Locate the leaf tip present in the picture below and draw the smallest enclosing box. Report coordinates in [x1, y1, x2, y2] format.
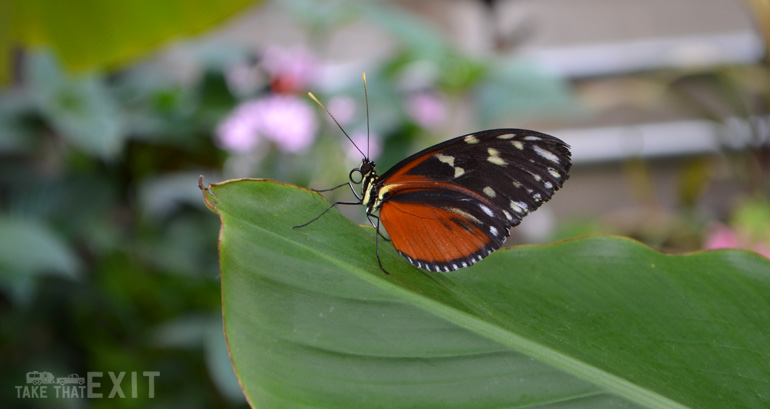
[199, 175, 218, 213]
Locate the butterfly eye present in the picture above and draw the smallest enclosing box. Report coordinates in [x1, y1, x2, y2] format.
[349, 168, 364, 184]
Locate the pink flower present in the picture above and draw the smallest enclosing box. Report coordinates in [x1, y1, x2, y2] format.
[216, 95, 318, 154]
[215, 101, 262, 154]
[704, 224, 738, 250]
[253, 95, 318, 153]
[704, 223, 770, 259]
[261, 46, 318, 94]
[406, 92, 448, 130]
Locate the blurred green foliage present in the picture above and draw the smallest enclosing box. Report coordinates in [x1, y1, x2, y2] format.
[0, 49, 244, 408]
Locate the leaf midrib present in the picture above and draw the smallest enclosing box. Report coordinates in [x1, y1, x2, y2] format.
[216, 186, 689, 409]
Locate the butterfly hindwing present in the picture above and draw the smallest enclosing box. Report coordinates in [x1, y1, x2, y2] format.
[376, 129, 571, 271]
[378, 186, 509, 272]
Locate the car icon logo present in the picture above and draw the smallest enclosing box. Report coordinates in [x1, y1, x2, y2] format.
[56, 374, 85, 385]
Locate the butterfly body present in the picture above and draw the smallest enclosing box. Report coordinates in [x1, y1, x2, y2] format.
[351, 128, 571, 273]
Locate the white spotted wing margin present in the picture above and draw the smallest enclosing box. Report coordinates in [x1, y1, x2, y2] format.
[374, 128, 571, 272]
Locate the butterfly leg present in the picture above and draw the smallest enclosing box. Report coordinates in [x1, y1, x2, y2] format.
[373, 216, 391, 275]
[366, 214, 391, 242]
[293, 201, 361, 229]
[309, 182, 349, 193]
[347, 182, 363, 201]
[312, 181, 364, 201]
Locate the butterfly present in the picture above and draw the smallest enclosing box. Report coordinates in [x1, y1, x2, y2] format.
[295, 76, 571, 274]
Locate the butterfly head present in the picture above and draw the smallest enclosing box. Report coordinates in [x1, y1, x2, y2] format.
[349, 158, 377, 185]
[359, 157, 376, 176]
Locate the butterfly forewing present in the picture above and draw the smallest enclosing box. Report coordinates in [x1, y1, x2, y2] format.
[375, 129, 571, 271]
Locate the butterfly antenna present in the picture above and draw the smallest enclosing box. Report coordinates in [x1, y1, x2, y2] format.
[308, 92, 366, 159]
[363, 72, 370, 159]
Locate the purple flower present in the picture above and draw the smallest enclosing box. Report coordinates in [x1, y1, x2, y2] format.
[406, 92, 448, 130]
[216, 95, 318, 154]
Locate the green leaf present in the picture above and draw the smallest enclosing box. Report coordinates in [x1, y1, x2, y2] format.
[206, 178, 770, 409]
[3, 0, 263, 83]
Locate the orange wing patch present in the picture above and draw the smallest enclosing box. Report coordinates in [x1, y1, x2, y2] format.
[379, 201, 498, 272]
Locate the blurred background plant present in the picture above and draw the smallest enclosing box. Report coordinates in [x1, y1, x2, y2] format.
[1, 0, 769, 407]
